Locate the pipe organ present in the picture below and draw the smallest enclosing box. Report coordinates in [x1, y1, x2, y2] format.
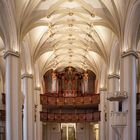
[44, 67, 96, 96]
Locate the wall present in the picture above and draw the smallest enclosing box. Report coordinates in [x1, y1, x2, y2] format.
[43, 123, 61, 140]
[76, 123, 95, 140]
[43, 122, 97, 140]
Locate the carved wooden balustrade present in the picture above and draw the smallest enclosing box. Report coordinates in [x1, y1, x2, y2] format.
[0, 110, 5, 121]
[40, 111, 100, 122]
[40, 93, 100, 107]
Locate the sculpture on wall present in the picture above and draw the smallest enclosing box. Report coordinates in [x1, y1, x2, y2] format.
[51, 71, 57, 93]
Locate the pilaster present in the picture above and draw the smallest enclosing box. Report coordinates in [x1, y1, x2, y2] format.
[4, 50, 22, 140]
[35, 87, 42, 140]
[99, 88, 107, 140]
[22, 73, 34, 140]
[108, 74, 119, 140]
[120, 50, 137, 140]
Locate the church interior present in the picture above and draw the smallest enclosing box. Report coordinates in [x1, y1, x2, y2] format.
[0, 0, 140, 140]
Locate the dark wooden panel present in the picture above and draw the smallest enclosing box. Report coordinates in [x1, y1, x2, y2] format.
[40, 111, 100, 122]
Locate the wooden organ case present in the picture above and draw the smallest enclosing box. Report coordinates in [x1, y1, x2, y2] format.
[43, 67, 96, 96]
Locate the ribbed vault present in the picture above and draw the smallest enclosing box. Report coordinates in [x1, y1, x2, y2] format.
[0, 0, 140, 81]
[28, 0, 115, 77]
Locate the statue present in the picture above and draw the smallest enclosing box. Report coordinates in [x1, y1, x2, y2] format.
[83, 71, 88, 93]
[51, 71, 57, 93]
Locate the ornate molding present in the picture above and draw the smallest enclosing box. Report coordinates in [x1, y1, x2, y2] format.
[40, 94, 100, 106]
[21, 73, 33, 79]
[108, 74, 120, 79]
[4, 50, 20, 59]
[121, 50, 138, 58]
[40, 111, 100, 122]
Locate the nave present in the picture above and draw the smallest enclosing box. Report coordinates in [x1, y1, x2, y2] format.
[0, 0, 140, 140]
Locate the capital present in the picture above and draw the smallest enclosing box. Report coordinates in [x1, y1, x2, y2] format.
[21, 73, 33, 79]
[108, 74, 120, 79]
[121, 50, 138, 58]
[4, 50, 20, 59]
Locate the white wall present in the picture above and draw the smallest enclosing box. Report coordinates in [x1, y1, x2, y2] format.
[43, 123, 61, 140]
[43, 122, 97, 140]
[76, 123, 95, 140]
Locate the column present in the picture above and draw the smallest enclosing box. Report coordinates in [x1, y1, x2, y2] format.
[120, 50, 137, 140]
[108, 74, 119, 140]
[137, 57, 140, 92]
[35, 87, 42, 140]
[137, 57, 140, 108]
[4, 51, 22, 140]
[22, 73, 34, 140]
[99, 88, 106, 140]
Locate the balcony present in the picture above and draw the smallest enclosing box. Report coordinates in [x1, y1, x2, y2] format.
[40, 93, 100, 108]
[111, 111, 127, 127]
[40, 111, 100, 123]
[107, 91, 128, 101]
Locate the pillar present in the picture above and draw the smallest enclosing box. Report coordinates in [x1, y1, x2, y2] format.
[99, 88, 107, 140]
[108, 74, 119, 140]
[120, 50, 137, 140]
[22, 73, 34, 140]
[35, 87, 42, 140]
[137, 57, 140, 109]
[137, 57, 140, 93]
[4, 51, 22, 140]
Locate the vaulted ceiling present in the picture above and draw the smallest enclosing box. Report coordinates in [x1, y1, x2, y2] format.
[0, 0, 140, 79]
[28, 0, 115, 75]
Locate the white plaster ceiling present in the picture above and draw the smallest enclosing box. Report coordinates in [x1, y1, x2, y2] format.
[0, 0, 140, 78]
[28, 0, 115, 75]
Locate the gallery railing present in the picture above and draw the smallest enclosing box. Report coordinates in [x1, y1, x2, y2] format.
[40, 111, 100, 122]
[40, 93, 100, 107]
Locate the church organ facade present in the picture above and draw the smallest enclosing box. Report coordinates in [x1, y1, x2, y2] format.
[44, 67, 96, 96]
